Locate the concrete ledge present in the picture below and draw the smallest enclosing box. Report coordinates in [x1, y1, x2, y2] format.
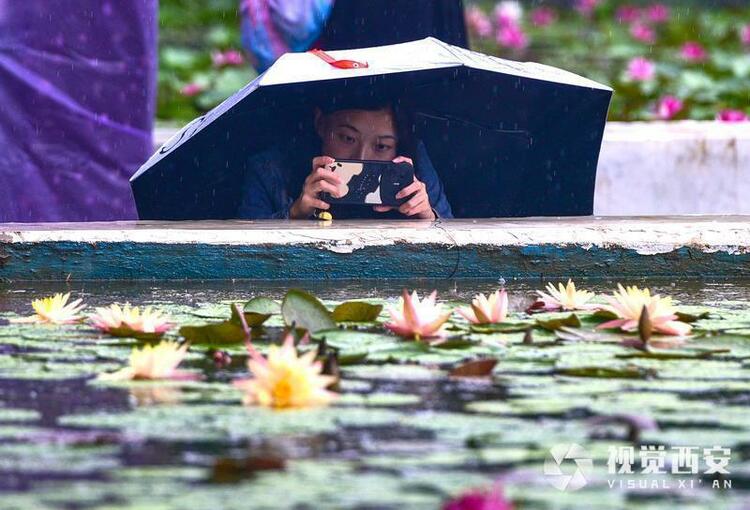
[1, 217, 749, 281]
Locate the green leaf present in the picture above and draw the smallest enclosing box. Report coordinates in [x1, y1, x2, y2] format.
[470, 322, 532, 334]
[179, 321, 245, 345]
[615, 348, 731, 360]
[332, 301, 383, 322]
[674, 311, 711, 323]
[160, 47, 200, 70]
[281, 289, 336, 334]
[241, 297, 278, 326]
[536, 314, 582, 332]
[556, 365, 656, 379]
[243, 297, 279, 315]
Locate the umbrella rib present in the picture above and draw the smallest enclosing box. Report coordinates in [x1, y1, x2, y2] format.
[416, 112, 531, 136]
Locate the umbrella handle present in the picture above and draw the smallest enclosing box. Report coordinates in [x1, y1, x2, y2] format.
[309, 48, 368, 69]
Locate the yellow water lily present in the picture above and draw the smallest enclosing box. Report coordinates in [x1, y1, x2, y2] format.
[457, 290, 509, 324]
[534, 280, 596, 311]
[385, 290, 451, 341]
[99, 341, 193, 381]
[25, 293, 85, 324]
[234, 333, 337, 409]
[90, 304, 172, 339]
[597, 284, 692, 336]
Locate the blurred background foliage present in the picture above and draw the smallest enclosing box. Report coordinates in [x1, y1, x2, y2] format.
[158, 0, 750, 122]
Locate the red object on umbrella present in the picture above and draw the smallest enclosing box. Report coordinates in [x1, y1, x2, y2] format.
[309, 48, 368, 69]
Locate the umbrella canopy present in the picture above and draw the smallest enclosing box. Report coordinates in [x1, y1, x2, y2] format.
[131, 38, 612, 219]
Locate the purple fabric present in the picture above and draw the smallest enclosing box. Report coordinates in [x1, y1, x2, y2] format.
[0, 0, 157, 222]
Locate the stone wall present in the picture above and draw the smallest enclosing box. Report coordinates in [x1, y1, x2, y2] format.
[595, 122, 750, 216]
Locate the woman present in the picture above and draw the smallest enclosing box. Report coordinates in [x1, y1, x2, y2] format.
[238, 97, 452, 220]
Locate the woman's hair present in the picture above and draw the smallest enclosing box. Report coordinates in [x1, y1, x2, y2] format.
[316, 92, 417, 159]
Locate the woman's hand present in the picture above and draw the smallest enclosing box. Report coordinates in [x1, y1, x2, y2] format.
[289, 156, 343, 219]
[373, 156, 435, 220]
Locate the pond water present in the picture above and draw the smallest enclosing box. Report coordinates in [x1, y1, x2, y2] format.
[0, 279, 749, 509]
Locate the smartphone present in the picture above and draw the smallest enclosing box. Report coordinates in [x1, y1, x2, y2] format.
[320, 160, 415, 206]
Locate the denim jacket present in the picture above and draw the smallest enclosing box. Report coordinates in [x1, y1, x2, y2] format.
[237, 138, 453, 220]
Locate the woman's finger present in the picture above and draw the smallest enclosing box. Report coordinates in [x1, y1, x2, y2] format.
[307, 197, 330, 210]
[392, 156, 414, 166]
[396, 180, 420, 200]
[313, 180, 341, 197]
[373, 205, 394, 212]
[311, 165, 342, 185]
[312, 156, 335, 173]
[399, 193, 428, 216]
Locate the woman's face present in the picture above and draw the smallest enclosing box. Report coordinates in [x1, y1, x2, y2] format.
[315, 107, 398, 161]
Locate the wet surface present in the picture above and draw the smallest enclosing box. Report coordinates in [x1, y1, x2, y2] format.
[1, 279, 749, 509]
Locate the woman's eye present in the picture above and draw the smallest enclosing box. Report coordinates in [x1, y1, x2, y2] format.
[337, 133, 356, 144]
[376, 143, 393, 152]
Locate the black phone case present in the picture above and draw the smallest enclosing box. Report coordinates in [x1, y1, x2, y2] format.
[321, 160, 415, 206]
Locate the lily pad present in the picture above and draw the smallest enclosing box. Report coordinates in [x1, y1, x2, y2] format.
[535, 314, 581, 331]
[179, 320, 245, 345]
[556, 365, 656, 379]
[470, 322, 532, 334]
[242, 297, 279, 326]
[281, 289, 336, 333]
[332, 301, 383, 322]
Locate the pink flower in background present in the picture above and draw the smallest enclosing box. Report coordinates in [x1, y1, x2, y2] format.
[627, 57, 656, 81]
[443, 485, 514, 510]
[646, 4, 670, 23]
[630, 22, 656, 44]
[531, 7, 557, 27]
[740, 25, 750, 45]
[466, 6, 493, 38]
[680, 42, 708, 62]
[575, 0, 599, 17]
[180, 83, 204, 97]
[497, 23, 528, 50]
[211, 49, 244, 67]
[656, 96, 683, 120]
[616, 5, 641, 24]
[493, 1, 523, 28]
[716, 109, 749, 122]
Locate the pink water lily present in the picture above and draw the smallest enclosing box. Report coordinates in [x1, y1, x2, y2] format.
[90, 304, 172, 339]
[211, 49, 244, 68]
[627, 57, 655, 81]
[180, 83, 204, 97]
[630, 22, 656, 44]
[493, 1, 523, 28]
[716, 109, 749, 122]
[597, 284, 692, 336]
[458, 290, 509, 325]
[680, 42, 708, 62]
[741, 25, 750, 46]
[531, 7, 557, 27]
[646, 4, 670, 23]
[534, 280, 596, 312]
[656, 96, 683, 120]
[444, 484, 514, 510]
[497, 23, 528, 50]
[575, 0, 599, 17]
[616, 5, 641, 24]
[385, 290, 451, 341]
[466, 7, 493, 38]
